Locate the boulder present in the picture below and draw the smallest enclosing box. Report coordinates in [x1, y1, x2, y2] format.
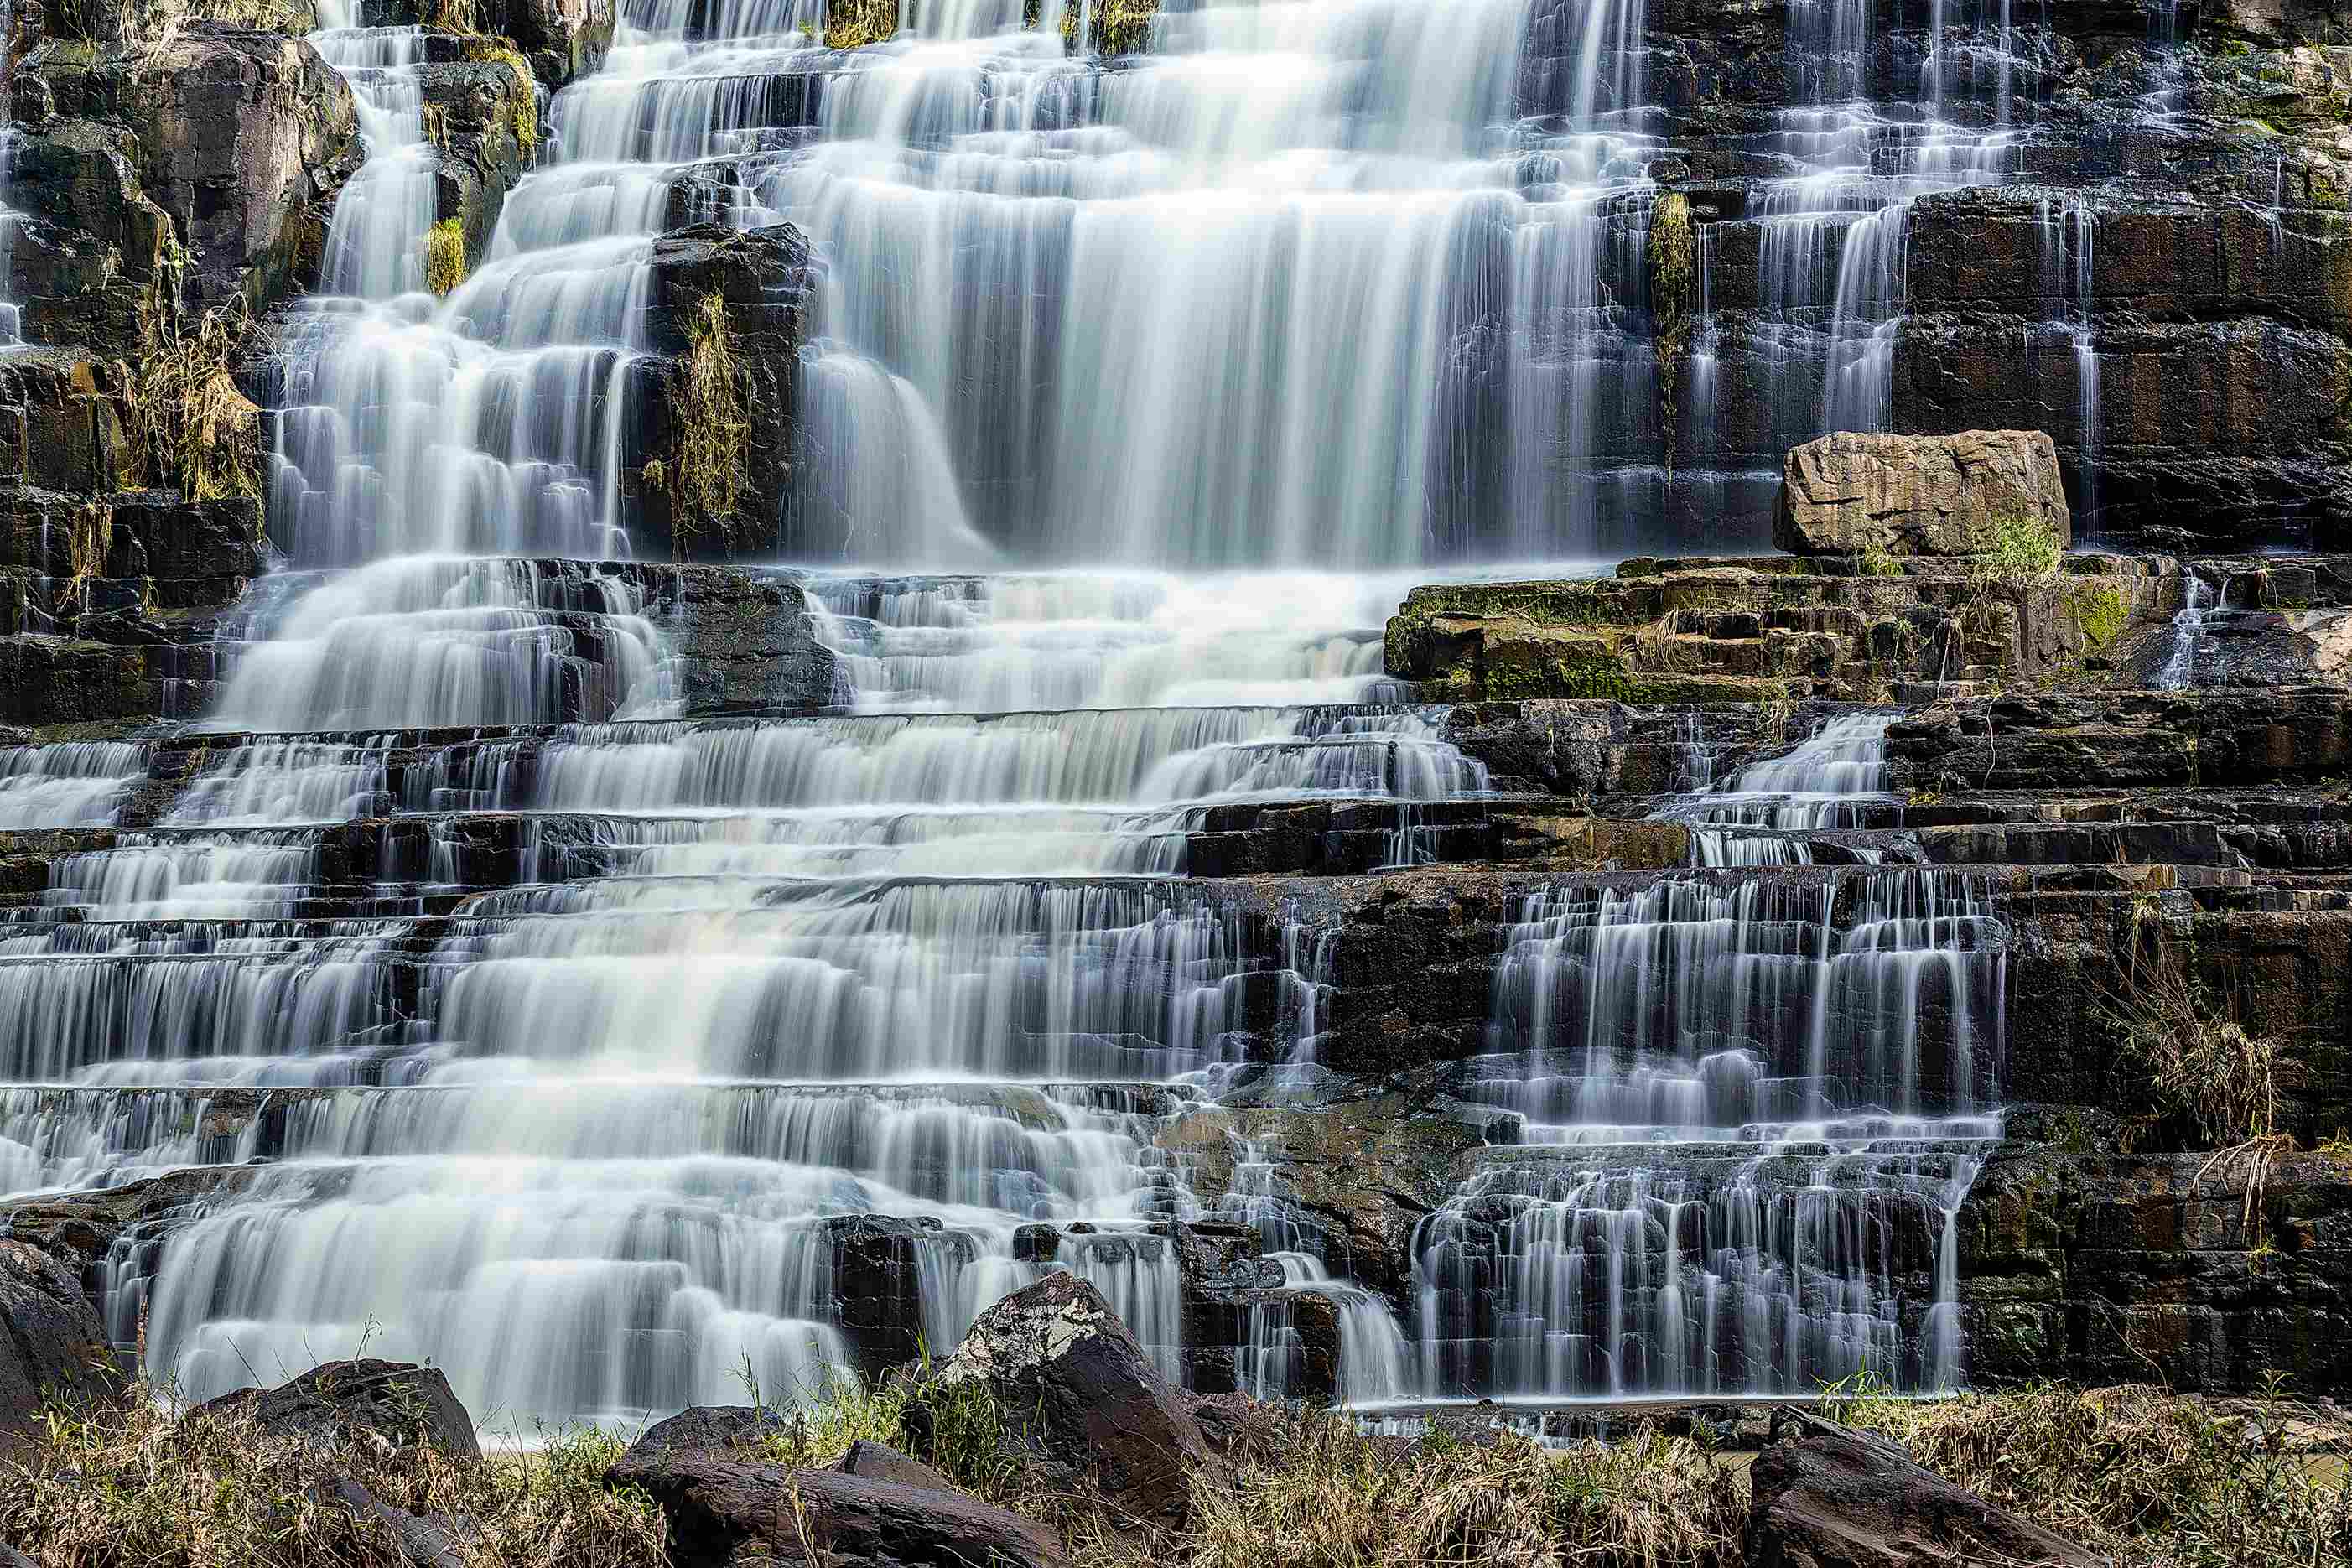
[190, 1359, 482, 1461]
[1745, 1410, 2103, 1568]
[0, 1234, 121, 1446]
[655, 565, 842, 717]
[1775, 431, 2071, 559]
[833, 1439, 956, 1492]
[935, 1270, 1215, 1527]
[606, 1407, 1067, 1568]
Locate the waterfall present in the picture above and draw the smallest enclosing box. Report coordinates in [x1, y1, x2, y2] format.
[0, 0, 2070, 1430]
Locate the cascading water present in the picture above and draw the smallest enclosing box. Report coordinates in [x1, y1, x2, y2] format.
[1414, 714, 2003, 1402]
[0, 0, 2059, 1430]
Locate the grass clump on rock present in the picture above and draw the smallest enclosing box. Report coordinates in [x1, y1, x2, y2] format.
[824, 0, 898, 49]
[1972, 508, 2064, 587]
[125, 298, 263, 503]
[666, 290, 753, 549]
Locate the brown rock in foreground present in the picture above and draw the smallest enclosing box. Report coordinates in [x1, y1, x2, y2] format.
[1745, 1410, 2103, 1567]
[606, 1405, 1066, 1568]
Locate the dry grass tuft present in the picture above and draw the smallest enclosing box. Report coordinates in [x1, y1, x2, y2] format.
[824, 0, 898, 49]
[0, 1394, 668, 1568]
[126, 299, 264, 503]
[1176, 1410, 1742, 1568]
[1831, 1379, 2351, 1568]
[2099, 914, 2283, 1150]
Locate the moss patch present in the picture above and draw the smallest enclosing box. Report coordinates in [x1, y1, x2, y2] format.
[423, 218, 468, 297]
[2071, 581, 2129, 647]
[459, 38, 538, 150]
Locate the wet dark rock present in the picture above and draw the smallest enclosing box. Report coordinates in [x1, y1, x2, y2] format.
[502, 0, 616, 86]
[652, 566, 840, 715]
[1960, 1145, 2352, 1393]
[634, 225, 814, 563]
[608, 1409, 1067, 1568]
[1746, 1410, 2101, 1567]
[1776, 430, 2072, 558]
[418, 60, 533, 266]
[0, 1233, 120, 1446]
[190, 1359, 483, 1460]
[937, 1270, 1216, 1528]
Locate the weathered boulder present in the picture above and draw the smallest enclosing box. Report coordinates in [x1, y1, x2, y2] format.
[606, 1406, 1067, 1568]
[501, 0, 616, 86]
[1775, 431, 2072, 558]
[190, 1359, 483, 1461]
[832, 1439, 956, 1492]
[1745, 1410, 2103, 1568]
[0, 1234, 119, 1446]
[936, 1270, 1215, 1527]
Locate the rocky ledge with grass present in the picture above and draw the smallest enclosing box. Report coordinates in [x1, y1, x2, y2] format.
[3, 1278, 2346, 1565]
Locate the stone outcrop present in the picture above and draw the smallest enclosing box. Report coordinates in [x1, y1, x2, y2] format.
[0, 1233, 118, 1446]
[1383, 553, 2163, 705]
[1775, 431, 2072, 559]
[12, 23, 361, 345]
[1745, 1410, 2102, 1568]
[191, 1359, 483, 1460]
[1961, 1140, 2352, 1393]
[417, 59, 534, 269]
[936, 1270, 1216, 1528]
[606, 1406, 1067, 1568]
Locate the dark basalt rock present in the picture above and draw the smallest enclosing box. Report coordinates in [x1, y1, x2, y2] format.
[607, 1408, 1067, 1568]
[1960, 1144, 2352, 1393]
[190, 1359, 483, 1461]
[1745, 1410, 2102, 1567]
[935, 1270, 1217, 1528]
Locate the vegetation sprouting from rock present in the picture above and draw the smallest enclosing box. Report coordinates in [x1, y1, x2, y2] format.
[424, 218, 469, 297]
[2100, 912, 2283, 1150]
[1648, 191, 1695, 479]
[824, 0, 898, 49]
[125, 299, 263, 503]
[667, 289, 753, 553]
